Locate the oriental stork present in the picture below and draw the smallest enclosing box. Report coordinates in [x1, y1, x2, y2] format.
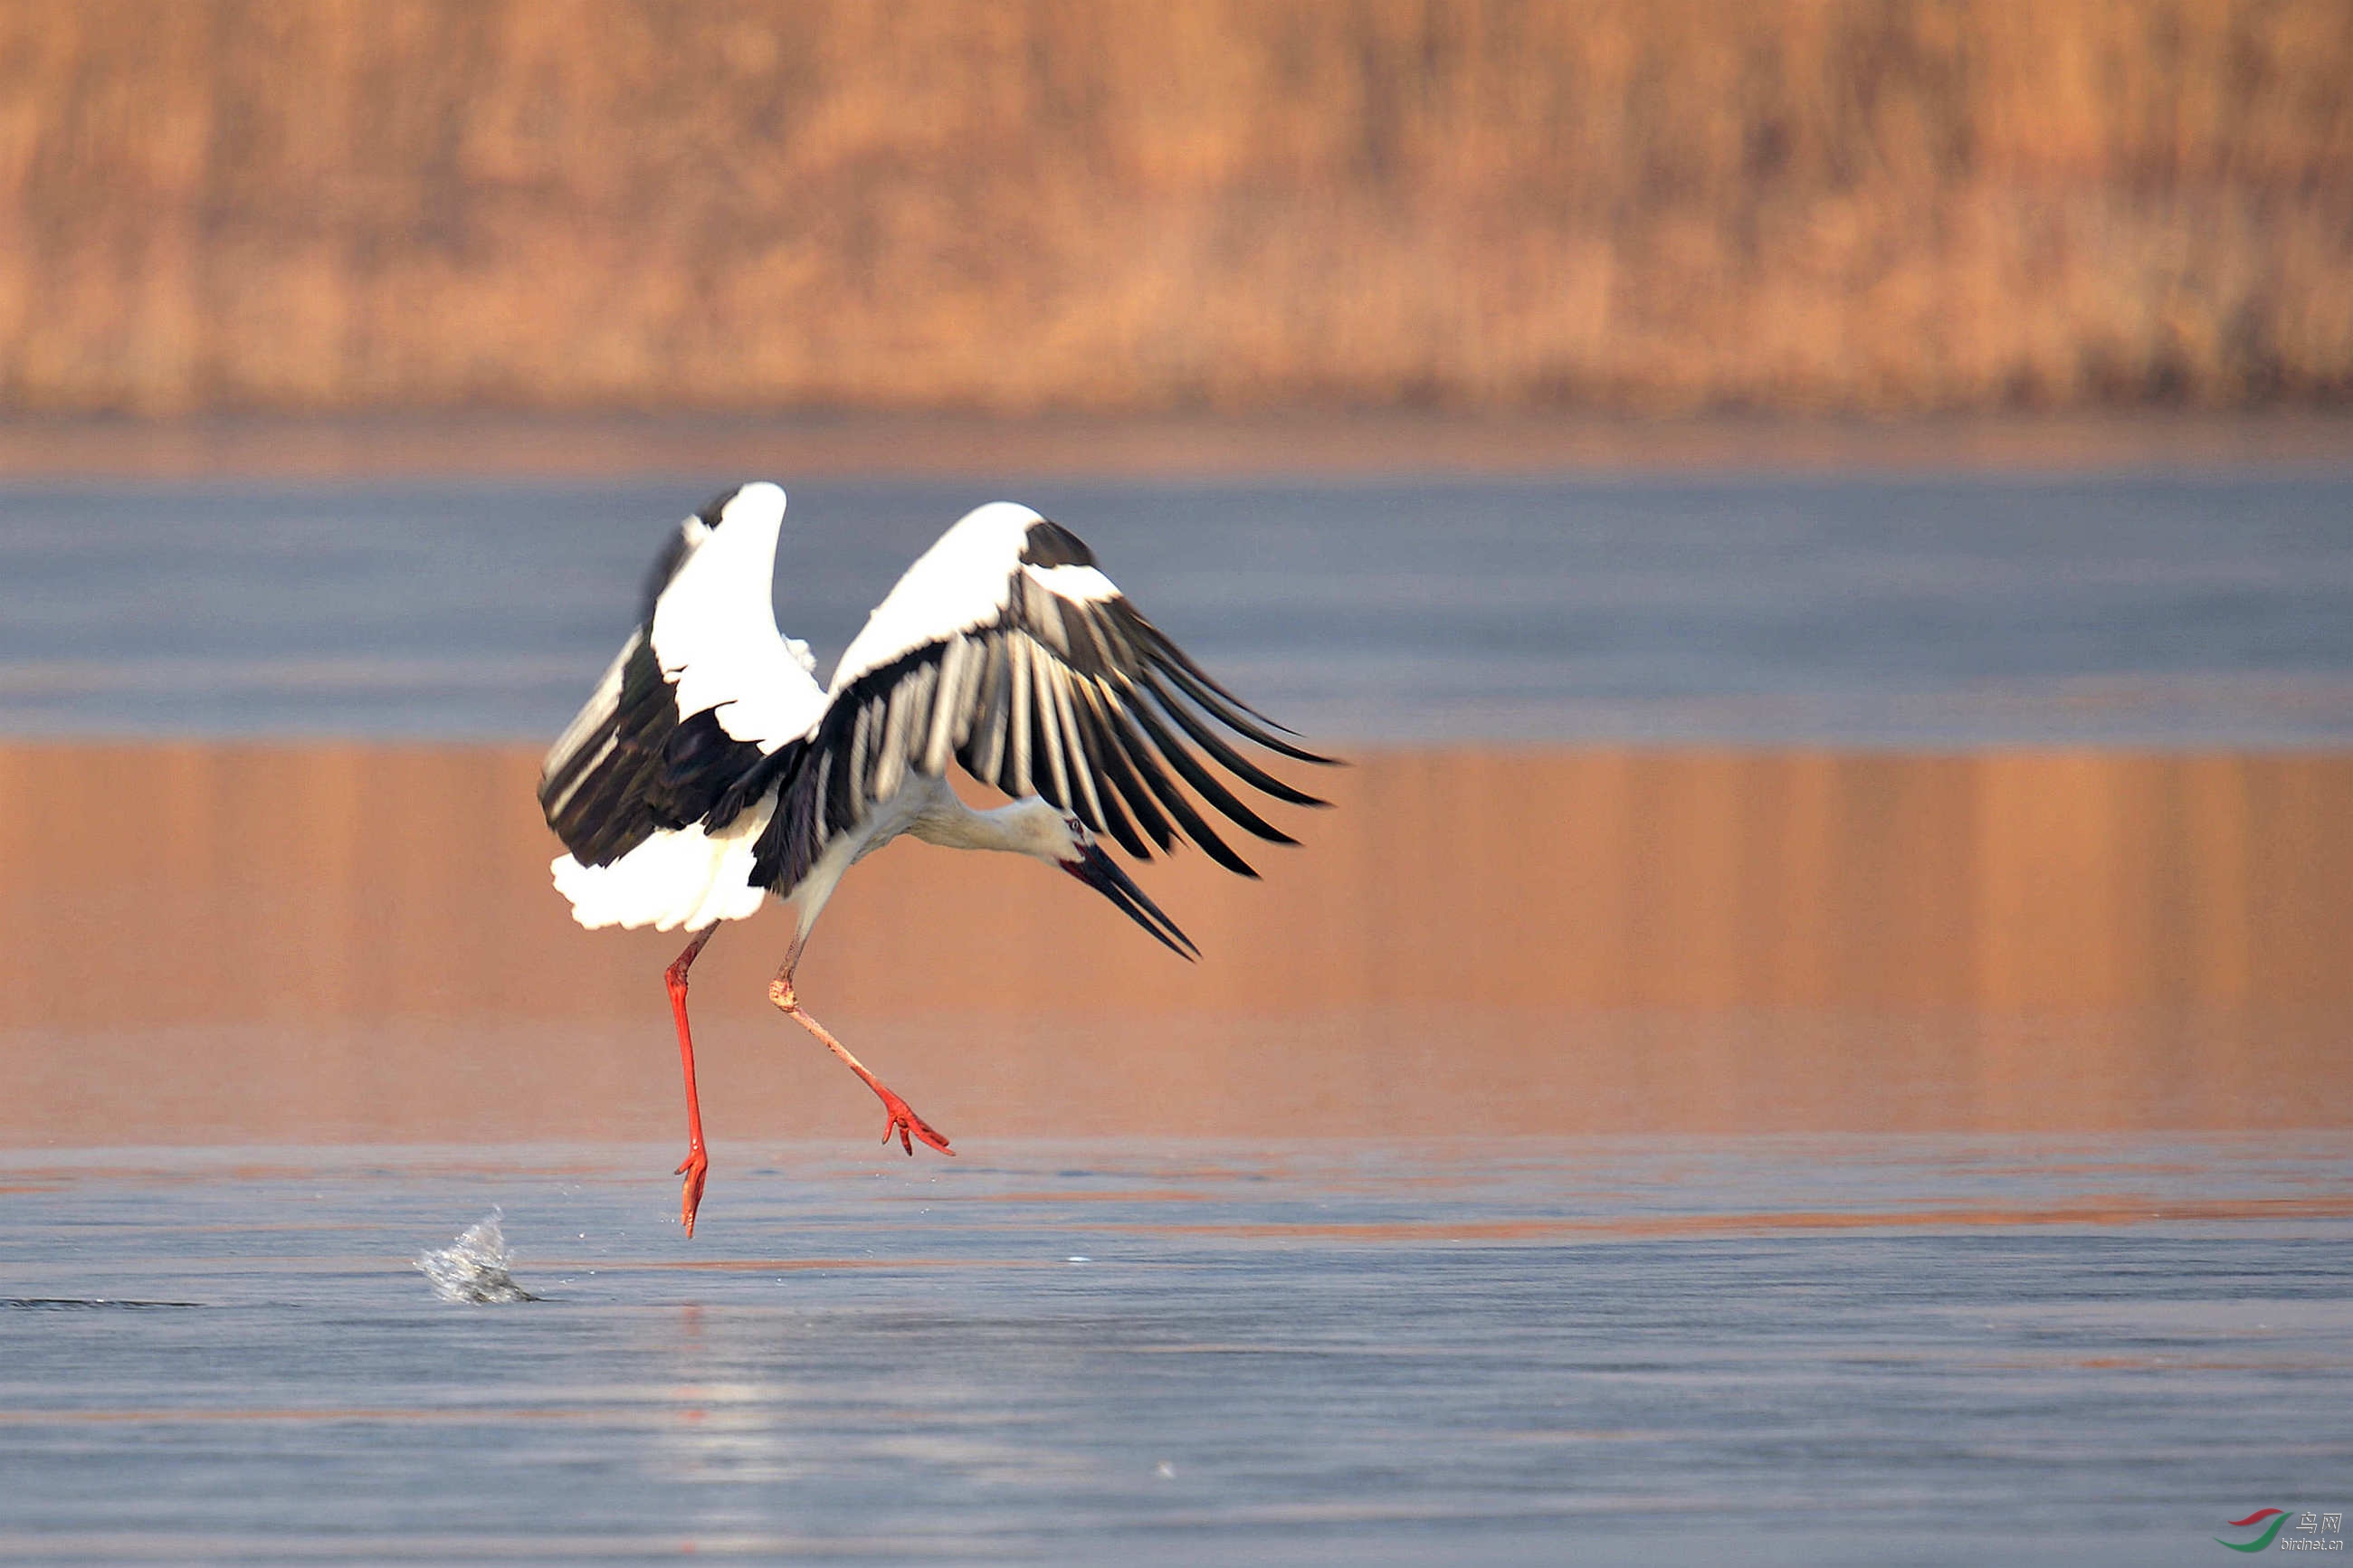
[538, 483, 1330, 1235]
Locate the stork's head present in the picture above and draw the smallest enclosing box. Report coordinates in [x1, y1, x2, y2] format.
[1043, 810, 1199, 962]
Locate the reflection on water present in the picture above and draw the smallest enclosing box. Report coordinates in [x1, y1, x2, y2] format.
[1, 743, 2347, 1144]
[0, 1138, 2346, 1565]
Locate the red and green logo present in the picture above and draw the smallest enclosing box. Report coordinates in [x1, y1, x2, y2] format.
[2217, 1509, 2290, 1553]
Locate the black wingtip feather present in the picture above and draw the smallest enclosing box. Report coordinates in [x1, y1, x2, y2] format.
[1139, 673, 1331, 808]
[1124, 698, 1301, 846]
[1138, 624, 1333, 749]
[1062, 697, 1152, 860]
[1105, 704, 1273, 873]
[1154, 658, 1337, 766]
[1081, 689, 1178, 855]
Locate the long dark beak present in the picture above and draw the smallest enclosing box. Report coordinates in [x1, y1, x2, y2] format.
[1062, 842, 1198, 961]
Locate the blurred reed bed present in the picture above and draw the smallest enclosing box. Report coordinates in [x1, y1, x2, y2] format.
[2, 0, 2348, 418]
[2, 743, 2346, 1144]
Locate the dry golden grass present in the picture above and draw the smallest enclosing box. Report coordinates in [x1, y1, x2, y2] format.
[1, 0, 2348, 414]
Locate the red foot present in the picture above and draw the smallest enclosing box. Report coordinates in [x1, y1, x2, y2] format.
[875, 1088, 954, 1157]
[676, 1146, 710, 1237]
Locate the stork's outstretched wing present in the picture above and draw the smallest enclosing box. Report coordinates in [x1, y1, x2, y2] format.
[538, 482, 825, 870]
[750, 501, 1329, 897]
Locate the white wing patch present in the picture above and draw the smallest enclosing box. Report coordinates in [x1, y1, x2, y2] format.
[649, 481, 828, 751]
[830, 501, 1043, 694]
[1023, 563, 1119, 602]
[550, 792, 776, 932]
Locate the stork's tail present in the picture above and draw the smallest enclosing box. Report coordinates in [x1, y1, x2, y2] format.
[550, 799, 776, 932]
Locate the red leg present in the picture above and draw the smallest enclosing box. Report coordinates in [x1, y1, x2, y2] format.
[665, 927, 717, 1236]
[768, 971, 952, 1157]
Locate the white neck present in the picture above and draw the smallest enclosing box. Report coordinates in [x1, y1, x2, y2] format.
[906, 791, 1072, 861]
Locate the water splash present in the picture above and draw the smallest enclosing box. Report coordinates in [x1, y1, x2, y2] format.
[414, 1209, 539, 1304]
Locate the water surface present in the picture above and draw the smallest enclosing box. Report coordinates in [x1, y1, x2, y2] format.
[2, 1137, 2348, 1565]
[5, 471, 2349, 743]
